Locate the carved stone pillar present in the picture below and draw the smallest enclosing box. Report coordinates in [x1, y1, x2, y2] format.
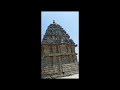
[52, 45, 56, 53]
[44, 45, 50, 54]
[66, 46, 69, 53]
[60, 45, 67, 53]
[56, 45, 59, 53]
[71, 46, 75, 53]
[69, 55, 73, 63]
[58, 45, 61, 53]
[50, 45, 53, 53]
[53, 56, 56, 65]
[64, 45, 67, 53]
[68, 46, 71, 53]
[58, 56, 62, 74]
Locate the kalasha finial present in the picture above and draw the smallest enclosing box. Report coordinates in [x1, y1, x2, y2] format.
[53, 20, 55, 24]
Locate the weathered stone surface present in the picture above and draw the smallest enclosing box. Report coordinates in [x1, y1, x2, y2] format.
[41, 21, 79, 79]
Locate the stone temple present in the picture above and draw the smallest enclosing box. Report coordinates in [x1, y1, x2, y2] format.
[41, 20, 79, 79]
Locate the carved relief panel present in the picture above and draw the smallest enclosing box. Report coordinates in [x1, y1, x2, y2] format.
[43, 45, 50, 54]
[53, 56, 57, 66]
[71, 46, 75, 53]
[52, 45, 56, 53]
[68, 46, 71, 53]
[60, 45, 67, 53]
[69, 55, 73, 63]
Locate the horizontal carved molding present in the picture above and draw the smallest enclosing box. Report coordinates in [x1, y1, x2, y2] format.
[43, 53, 77, 57]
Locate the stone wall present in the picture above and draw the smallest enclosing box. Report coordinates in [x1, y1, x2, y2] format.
[41, 63, 79, 79]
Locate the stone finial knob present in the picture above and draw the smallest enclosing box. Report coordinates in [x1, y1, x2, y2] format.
[53, 20, 55, 24]
[75, 44, 77, 47]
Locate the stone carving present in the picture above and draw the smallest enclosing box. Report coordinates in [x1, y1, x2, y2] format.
[69, 39, 75, 45]
[63, 30, 66, 34]
[43, 45, 50, 54]
[52, 45, 56, 53]
[68, 46, 71, 53]
[52, 36, 55, 41]
[58, 30, 62, 35]
[56, 46, 59, 53]
[58, 46, 61, 53]
[66, 34, 70, 38]
[71, 46, 75, 53]
[41, 21, 79, 79]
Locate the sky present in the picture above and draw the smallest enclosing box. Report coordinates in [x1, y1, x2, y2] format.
[41, 11, 79, 61]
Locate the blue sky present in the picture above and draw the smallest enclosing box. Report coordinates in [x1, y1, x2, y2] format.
[41, 11, 79, 61]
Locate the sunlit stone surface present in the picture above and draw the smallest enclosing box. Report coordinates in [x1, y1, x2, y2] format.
[41, 21, 79, 79]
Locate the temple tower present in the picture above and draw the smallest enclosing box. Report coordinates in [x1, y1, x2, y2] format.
[41, 21, 79, 79]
